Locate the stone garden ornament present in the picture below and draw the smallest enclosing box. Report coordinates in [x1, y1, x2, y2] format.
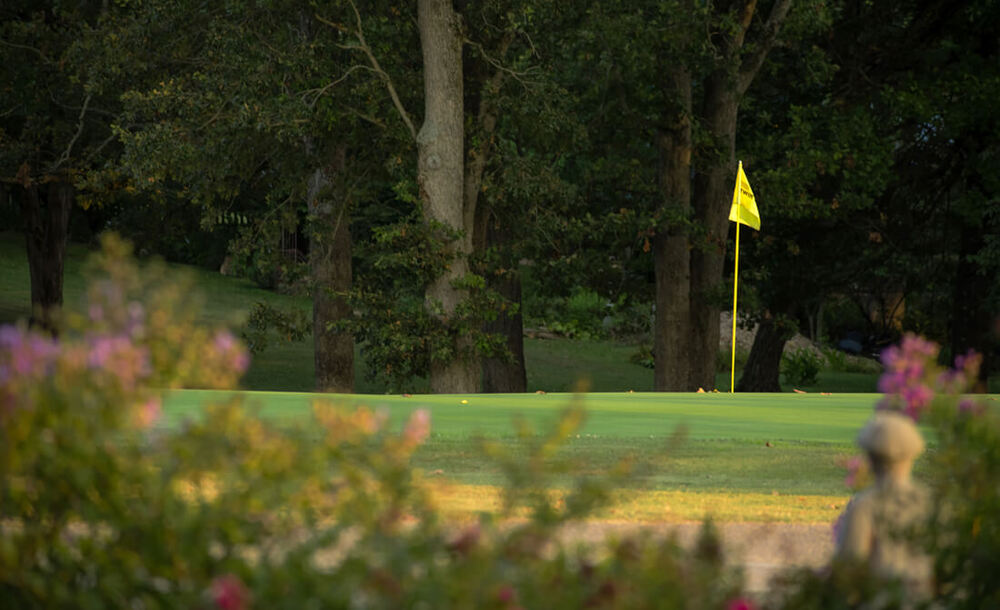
[835, 411, 933, 598]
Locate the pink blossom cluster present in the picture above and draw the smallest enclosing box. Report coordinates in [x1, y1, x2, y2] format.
[877, 334, 939, 419]
[0, 324, 157, 425]
[0, 326, 59, 415]
[210, 574, 250, 610]
[210, 330, 251, 377]
[401, 408, 431, 447]
[877, 333, 983, 421]
[87, 333, 151, 391]
[0, 325, 59, 380]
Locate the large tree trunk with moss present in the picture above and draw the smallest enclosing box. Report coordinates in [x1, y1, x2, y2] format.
[653, 67, 693, 391]
[418, 0, 478, 393]
[20, 180, 73, 335]
[737, 313, 793, 392]
[308, 153, 354, 394]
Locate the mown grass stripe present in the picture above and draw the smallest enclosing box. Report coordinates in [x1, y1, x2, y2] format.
[162, 390, 879, 443]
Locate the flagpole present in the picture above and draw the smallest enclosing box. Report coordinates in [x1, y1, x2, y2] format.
[730, 161, 742, 394]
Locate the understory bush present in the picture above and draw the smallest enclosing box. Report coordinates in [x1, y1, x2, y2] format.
[717, 346, 751, 373]
[525, 288, 651, 341]
[781, 348, 823, 387]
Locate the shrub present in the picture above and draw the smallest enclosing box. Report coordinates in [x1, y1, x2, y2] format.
[781, 348, 823, 387]
[820, 346, 882, 374]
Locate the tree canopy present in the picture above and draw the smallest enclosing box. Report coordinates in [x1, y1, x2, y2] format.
[4, 0, 996, 392]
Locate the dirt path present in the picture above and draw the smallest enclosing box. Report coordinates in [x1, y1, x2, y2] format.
[559, 521, 834, 593]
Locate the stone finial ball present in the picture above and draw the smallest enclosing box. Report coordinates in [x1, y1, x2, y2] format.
[857, 411, 926, 462]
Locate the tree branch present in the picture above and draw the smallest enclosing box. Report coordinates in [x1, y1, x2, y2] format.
[48, 93, 92, 173]
[0, 37, 52, 63]
[464, 32, 539, 88]
[732, 0, 758, 51]
[316, 1, 417, 140]
[737, 0, 793, 95]
[300, 64, 369, 108]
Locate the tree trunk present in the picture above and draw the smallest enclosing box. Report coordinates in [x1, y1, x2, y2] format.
[308, 152, 354, 394]
[737, 314, 792, 392]
[481, 220, 527, 393]
[689, 81, 739, 391]
[653, 67, 693, 391]
[950, 222, 992, 392]
[20, 180, 73, 335]
[653, 0, 791, 391]
[418, 0, 478, 393]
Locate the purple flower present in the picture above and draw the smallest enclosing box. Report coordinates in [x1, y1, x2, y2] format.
[844, 455, 864, 488]
[901, 384, 933, 416]
[958, 398, 984, 416]
[880, 345, 901, 369]
[126, 302, 145, 337]
[876, 334, 943, 421]
[87, 334, 151, 389]
[878, 370, 906, 394]
[1, 326, 58, 378]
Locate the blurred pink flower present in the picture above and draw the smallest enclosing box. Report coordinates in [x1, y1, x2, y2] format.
[497, 584, 516, 603]
[136, 396, 162, 428]
[877, 334, 944, 421]
[958, 398, 984, 416]
[210, 574, 250, 610]
[2, 326, 59, 378]
[87, 334, 151, 390]
[727, 597, 756, 610]
[844, 455, 864, 489]
[402, 409, 431, 446]
[212, 330, 250, 374]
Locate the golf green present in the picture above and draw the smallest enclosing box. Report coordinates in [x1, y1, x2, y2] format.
[162, 390, 881, 443]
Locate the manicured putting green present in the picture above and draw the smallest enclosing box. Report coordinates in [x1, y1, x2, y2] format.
[163, 390, 881, 444]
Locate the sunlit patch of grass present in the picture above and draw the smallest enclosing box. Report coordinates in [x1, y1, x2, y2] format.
[424, 482, 848, 524]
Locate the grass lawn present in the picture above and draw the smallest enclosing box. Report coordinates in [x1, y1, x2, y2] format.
[164, 389, 894, 522]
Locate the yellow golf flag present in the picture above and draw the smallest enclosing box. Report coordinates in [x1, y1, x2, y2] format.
[729, 161, 761, 230]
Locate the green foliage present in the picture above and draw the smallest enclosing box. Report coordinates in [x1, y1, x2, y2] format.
[224, 214, 310, 293]
[240, 301, 311, 355]
[524, 284, 652, 342]
[781, 348, 823, 387]
[541, 288, 606, 340]
[820, 345, 848, 373]
[631, 344, 656, 370]
[819, 347, 881, 375]
[923, 394, 1000, 607]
